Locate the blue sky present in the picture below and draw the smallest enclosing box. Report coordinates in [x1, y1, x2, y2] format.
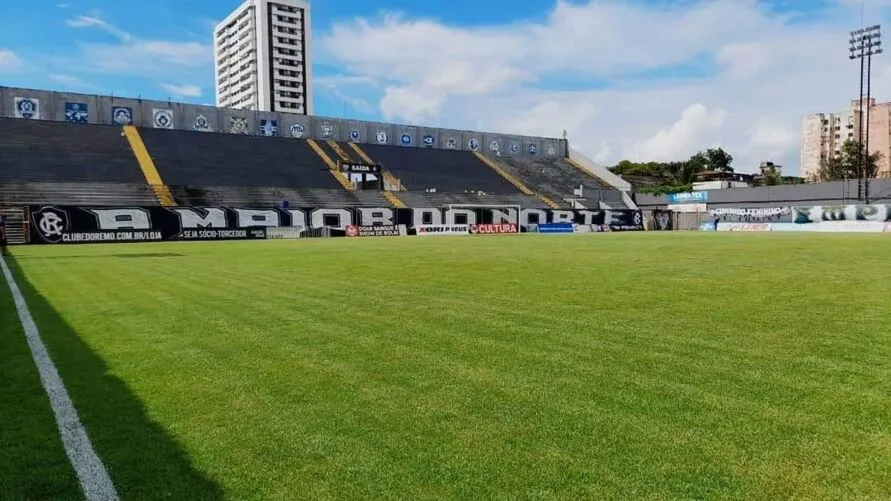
[1, 0, 888, 172]
[0, 0, 560, 117]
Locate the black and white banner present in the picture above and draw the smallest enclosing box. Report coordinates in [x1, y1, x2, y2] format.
[27, 205, 644, 244]
[415, 225, 470, 235]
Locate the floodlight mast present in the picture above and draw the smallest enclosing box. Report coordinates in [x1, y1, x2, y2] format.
[849, 24, 882, 203]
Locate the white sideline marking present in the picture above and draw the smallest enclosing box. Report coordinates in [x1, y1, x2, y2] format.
[0, 256, 119, 501]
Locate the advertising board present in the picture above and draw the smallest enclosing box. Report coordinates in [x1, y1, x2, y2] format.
[667, 192, 708, 204]
[345, 225, 405, 237]
[717, 223, 771, 232]
[26, 206, 644, 244]
[470, 223, 518, 234]
[537, 223, 575, 233]
[415, 225, 470, 235]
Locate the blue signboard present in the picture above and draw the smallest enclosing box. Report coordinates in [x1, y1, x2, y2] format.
[538, 223, 575, 233]
[667, 191, 708, 204]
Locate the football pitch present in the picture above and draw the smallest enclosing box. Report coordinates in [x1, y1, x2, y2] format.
[2, 233, 890, 500]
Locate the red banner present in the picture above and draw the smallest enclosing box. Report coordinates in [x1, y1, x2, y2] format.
[345, 225, 402, 237]
[470, 223, 518, 234]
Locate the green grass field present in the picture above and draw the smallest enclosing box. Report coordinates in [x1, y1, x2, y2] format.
[2, 233, 890, 500]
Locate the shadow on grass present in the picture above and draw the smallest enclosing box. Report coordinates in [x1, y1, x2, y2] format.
[0, 262, 81, 499]
[3, 256, 225, 500]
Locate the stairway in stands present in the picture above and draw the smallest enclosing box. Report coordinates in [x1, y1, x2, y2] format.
[309, 139, 407, 208]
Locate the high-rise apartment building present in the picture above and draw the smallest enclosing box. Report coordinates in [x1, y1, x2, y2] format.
[214, 0, 312, 114]
[801, 98, 891, 179]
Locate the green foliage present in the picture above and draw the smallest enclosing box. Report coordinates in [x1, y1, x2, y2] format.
[818, 140, 882, 181]
[705, 147, 734, 173]
[639, 183, 694, 195]
[607, 147, 734, 190]
[761, 165, 783, 186]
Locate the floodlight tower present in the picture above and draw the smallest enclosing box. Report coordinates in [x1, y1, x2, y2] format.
[849, 24, 882, 203]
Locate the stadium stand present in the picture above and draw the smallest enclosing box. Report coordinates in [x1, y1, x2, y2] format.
[170, 185, 389, 207]
[494, 155, 627, 208]
[137, 127, 345, 190]
[346, 142, 406, 192]
[0, 181, 160, 206]
[0, 118, 145, 184]
[358, 144, 522, 195]
[397, 192, 550, 209]
[472, 152, 560, 208]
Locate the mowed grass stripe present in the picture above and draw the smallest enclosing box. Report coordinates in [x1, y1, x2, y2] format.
[9, 234, 891, 500]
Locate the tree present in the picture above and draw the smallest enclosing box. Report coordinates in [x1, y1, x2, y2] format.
[607, 148, 733, 190]
[763, 168, 783, 186]
[704, 147, 734, 173]
[818, 140, 882, 181]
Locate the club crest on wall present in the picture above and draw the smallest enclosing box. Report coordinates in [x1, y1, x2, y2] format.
[290, 123, 305, 138]
[446, 137, 458, 149]
[193, 114, 211, 131]
[400, 133, 412, 145]
[64, 102, 89, 124]
[260, 119, 278, 137]
[230, 116, 248, 134]
[467, 137, 480, 151]
[320, 123, 335, 139]
[422, 135, 434, 147]
[14, 97, 39, 119]
[111, 106, 133, 125]
[376, 130, 388, 144]
[349, 129, 360, 141]
[153, 109, 173, 129]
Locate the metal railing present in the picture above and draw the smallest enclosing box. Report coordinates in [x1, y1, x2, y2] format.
[2, 207, 28, 244]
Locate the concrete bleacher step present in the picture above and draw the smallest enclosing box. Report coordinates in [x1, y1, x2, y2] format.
[497, 156, 626, 208]
[475, 152, 560, 209]
[0, 118, 148, 185]
[305, 139, 355, 191]
[168, 185, 390, 208]
[0, 181, 161, 206]
[383, 191, 407, 209]
[358, 144, 522, 195]
[397, 192, 549, 209]
[137, 127, 350, 192]
[325, 140, 354, 163]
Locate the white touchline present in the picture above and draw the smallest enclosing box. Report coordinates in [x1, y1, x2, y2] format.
[0, 255, 120, 501]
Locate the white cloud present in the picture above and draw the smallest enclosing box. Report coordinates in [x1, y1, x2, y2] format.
[67, 14, 132, 43]
[49, 74, 83, 86]
[0, 49, 20, 71]
[316, 75, 378, 87]
[160, 83, 203, 98]
[319, 0, 881, 173]
[627, 104, 728, 162]
[64, 13, 211, 76]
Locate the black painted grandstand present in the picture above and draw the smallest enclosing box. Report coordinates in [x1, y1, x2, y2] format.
[0, 115, 632, 211]
[0, 119, 143, 184]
